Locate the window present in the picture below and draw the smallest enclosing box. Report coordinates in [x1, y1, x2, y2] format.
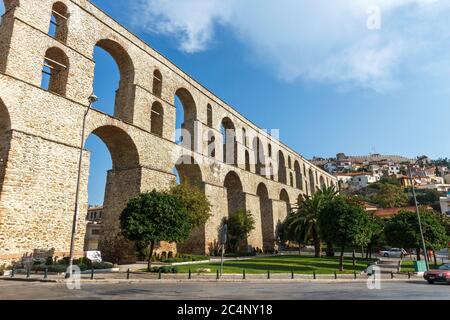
[91, 229, 100, 236]
[268, 144, 272, 158]
[150, 102, 164, 137]
[152, 69, 162, 97]
[207, 104, 213, 127]
[48, 2, 69, 43]
[41, 47, 69, 96]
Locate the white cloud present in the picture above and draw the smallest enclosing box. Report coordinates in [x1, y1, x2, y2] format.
[132, 0, 450, 91]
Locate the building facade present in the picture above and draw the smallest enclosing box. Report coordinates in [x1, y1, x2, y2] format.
[0, 0, 336, 265]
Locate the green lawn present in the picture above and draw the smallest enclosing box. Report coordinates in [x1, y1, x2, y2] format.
[173, 255, 375, 274]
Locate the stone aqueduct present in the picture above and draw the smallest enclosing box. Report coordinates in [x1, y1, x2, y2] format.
[0, 0, 337, 264]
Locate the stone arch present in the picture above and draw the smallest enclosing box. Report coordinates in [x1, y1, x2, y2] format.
[0, 98, 11, 194]
[49, 2, 69, 43]
[280, 188, 291, 214]
[308, 169, 316, 194]
[220, 117, 237, 166]
[152, 69, 162, 97]
[150, 101, 163, 137]
[278, 151, 287, 184]
[257, 183, 274, 252]
[175, 88, 197, 149]
[94, 39, 135, 122]
[174, 155, 203, 188]
[86, 125, 139, 171]
[253, 137, 266, 177]
[41, 47, 69, 96]
[294, 161, 303, 190]
[223, 171, 245, 217]
[319, 176, 326, 189]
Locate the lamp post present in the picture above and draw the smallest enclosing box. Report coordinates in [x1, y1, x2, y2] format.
[408, 157, 429, 270]
[66, 94, 98, 279]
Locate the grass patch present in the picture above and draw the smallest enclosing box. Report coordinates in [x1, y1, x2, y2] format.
[400, 260, 443, 273]
[175, 255, 375, 274]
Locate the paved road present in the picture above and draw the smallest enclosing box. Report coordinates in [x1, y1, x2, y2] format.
[0, 280, 448, 300]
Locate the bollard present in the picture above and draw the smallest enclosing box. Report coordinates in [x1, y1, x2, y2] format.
[408, 271, 411, 279]
[126, 268, 130, 280]
[44, 267, 48, 279]
[291, 270, 294, 280]
[90, 268, 94, 280]
[158, 270, 162, 280]
[243, 269, 246, 280]
[10, 267, 15, 278]
[216, 269, 219, 280]
[26, 267, 30, 279]
[354, 272, 357, 280]
[267, 270, 270, 279]
[313, 272, 316, 280]
[188, 269, 191, 280]
[391, 271, 394, 279]
[334, 271, 337, 280]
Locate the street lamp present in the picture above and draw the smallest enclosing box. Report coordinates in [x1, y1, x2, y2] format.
[408, 156, 429, 270]
[66, 94, 98, 279]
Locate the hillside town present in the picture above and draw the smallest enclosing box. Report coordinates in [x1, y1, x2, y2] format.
[311, 153, 450, 218]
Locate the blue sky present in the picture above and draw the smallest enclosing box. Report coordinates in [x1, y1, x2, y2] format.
[2, 1, 450, 205]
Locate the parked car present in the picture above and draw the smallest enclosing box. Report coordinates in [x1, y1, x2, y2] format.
[379, 248, 408, 258]
[424, 264, 450, 284]
[84, 251, 102, 263]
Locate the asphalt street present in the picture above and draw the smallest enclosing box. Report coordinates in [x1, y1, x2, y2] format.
[0, 280, 448, 300]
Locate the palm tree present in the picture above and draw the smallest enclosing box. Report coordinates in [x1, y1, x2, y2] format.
[285, 186, 338, 257]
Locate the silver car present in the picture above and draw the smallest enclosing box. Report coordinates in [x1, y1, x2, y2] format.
[379, 248, 408, 258]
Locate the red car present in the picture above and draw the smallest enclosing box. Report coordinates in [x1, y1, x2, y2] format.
[424, 264, 450, 284]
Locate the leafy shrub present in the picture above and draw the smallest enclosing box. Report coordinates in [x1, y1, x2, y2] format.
[45, 256, 54, 266]
[92, 262, 114, 270]
[149, 266, 178, 273]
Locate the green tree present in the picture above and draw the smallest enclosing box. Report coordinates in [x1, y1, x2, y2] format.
[284, 186, 338, 257]
[120, 191, 191, 271]
[365, 214, 385, 259]
[226, 209, 255, 253]
[371, 183, 408, 208]
[318, 196, 370, 271]
[412, 189, 443, 212]
[169, 183, 212, 228]
[384, 209, 448, 261]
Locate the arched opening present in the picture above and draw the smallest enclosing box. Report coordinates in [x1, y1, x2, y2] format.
[220, 117, 237, 166]
[93, 39, 135, 120]
[269, 163, 274, 180]
[242, 128, 247, 147]
[173, 155, 205, 254]
[253, 137, 266, 177]
[85, 125, 139, 254]
[289, 172, 294, 187]
[152, 69, 162, 97]
[309, 169, 316, 194]
[268, 144, 272, 158]
[224, 171, 245, 218]
[319, 176, 326, 189]
[207, 131, 216, 159]
[288, 156, 292, 169]
[280, 189, 291, 217]
[206, 104, 213, 128]
[48, 2, 69, 43]
[294, 161, 303, 190]
[278, 151, 287, 184]
[245, 150, 250, 171]
[174, 155, 203, 188]
[297, 194, 305, 208]
[257, 183, 274, 252]
[41, 47, 69, 96]
[0, 98, 11, 194]
[150, 101, 163, 137]
[175, 88, 197, 150]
